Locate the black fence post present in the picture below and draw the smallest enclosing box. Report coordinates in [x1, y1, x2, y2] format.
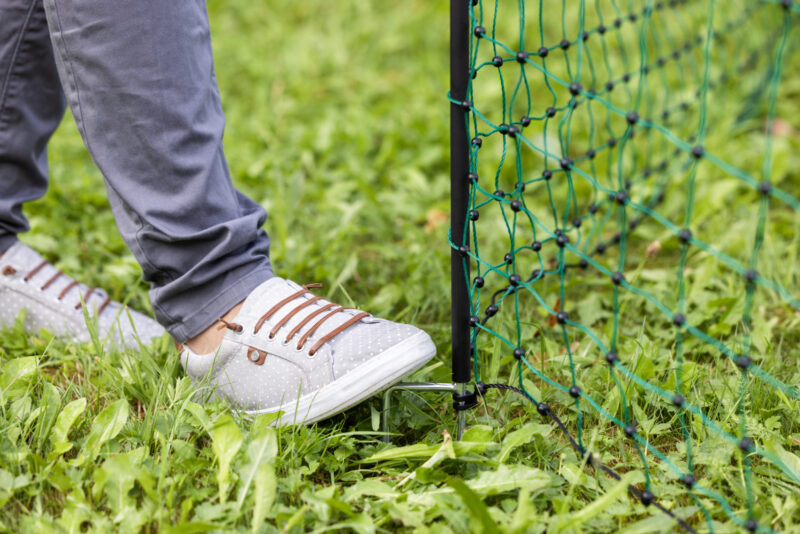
[450, 0, 471, 411]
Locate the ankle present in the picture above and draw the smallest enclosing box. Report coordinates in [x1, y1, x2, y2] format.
[185, 300, 244, 354]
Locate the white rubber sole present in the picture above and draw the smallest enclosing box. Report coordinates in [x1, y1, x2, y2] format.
[243, 330, 437, 425]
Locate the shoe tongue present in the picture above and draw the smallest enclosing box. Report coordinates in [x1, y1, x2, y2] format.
[2, 241, 46, 268]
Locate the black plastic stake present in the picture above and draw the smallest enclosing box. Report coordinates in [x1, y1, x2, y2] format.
[450, 0, 471, 387]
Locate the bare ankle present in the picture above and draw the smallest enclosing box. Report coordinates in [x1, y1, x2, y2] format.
[185, 300, 244, 354]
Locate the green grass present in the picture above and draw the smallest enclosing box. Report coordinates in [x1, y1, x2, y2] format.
[2, 0, 800, 532]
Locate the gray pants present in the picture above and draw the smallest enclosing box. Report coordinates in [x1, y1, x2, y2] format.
[0, 0, 274, 341]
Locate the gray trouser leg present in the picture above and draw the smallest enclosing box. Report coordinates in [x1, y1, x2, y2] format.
[36, 0, 273, 341]
[0, 0, 66, 253]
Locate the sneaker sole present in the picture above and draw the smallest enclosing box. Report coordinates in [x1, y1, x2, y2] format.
[244, 330, 437, 425]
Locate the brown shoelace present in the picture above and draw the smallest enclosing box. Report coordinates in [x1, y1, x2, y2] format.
[220, 283, 369, 357]
[4, 259, 111, 315]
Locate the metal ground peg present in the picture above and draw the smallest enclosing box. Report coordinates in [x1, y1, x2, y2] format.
[381, 382, 463, 443]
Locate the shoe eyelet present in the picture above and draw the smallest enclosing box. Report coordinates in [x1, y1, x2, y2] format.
[246, 347, 267, 365]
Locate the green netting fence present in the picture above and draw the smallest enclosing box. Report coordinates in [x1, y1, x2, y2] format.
[448, 0, 800, 531]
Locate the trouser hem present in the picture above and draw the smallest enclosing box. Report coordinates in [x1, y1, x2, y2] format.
[164, 267, 273, 342]
[0, 234, 18, 254]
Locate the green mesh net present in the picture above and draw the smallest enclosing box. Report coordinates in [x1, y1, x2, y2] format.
[449, 0, 800, 531]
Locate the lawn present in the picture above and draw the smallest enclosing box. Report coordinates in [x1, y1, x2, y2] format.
[1, 0, 800, 532]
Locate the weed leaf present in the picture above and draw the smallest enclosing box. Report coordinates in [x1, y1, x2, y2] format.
[0, 356, 37, 400]
[446, 477, 500, 534]
[497, 423, 551, 464]
[251, 462, 276, 532]
[50, 397, 87, 456]
[211, 414, 243, 502]
[73, 399, 128, 466]
[550, 471, 638, 533]
[236, 416, 278, 510]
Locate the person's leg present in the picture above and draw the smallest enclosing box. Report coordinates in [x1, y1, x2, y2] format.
[35, 0, 436, 424]
[41, 0, 273, 342]
[0, 0, 165, 350]
[0, 0, 66, 253]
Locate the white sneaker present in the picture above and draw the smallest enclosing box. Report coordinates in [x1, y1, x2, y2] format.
[0, 241, 166, 350]
[179, 277, 436, 425]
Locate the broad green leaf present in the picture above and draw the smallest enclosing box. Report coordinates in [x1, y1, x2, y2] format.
[550, 471, 638, 533]
[497, 423, 551, 463]
[33, 382, 61, 451]
[23, 406, 44, 435]
[765, 441, 800, 483]
[370, 404, 380, 432]
[236, 418, 278, 510]
[446, 477, 499, 534]
[184, 402, 212, 433]
[465, 464, 551, 496]
[617, 513, 680, 534]
[508, 488, 539, 534]
[211, 414, 243, 502]
[56, 490, 92, 534]
[0, 357, 37, 400]
[342, 479, 397, 502]
[50, 398, 87, 456]
[93, 448, 153, 522]
[406, 464, 551, 506]
[559, 463, 588, 488]
[10, 397, 32, 427]
[251, 462, 276, 532]
[326, 514, 376, 534]
[363, 442, 438, 462]
[363, 440, 489, 463]
[461, 424, 494, 443]
[163, 522, 221, 534]
[397, 430, 456, 487]
[0, 469, 32, 507]
[73, 399, 128, 466]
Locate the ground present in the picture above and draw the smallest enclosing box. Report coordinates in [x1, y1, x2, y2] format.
[1, 0, 799, 532]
